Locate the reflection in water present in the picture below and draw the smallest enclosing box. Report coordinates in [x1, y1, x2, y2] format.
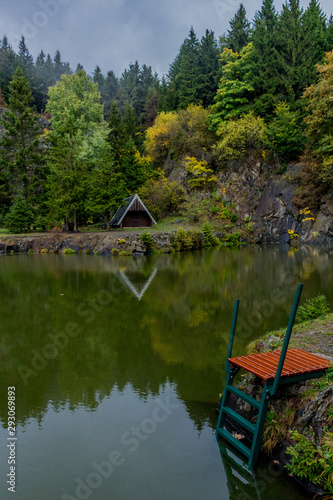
[0, 247, 331, 499]
[218, 438, 309, 500]
[116, 267, 157, 300]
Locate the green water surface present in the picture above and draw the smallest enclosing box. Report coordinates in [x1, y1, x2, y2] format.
[1, 246, 332, 500]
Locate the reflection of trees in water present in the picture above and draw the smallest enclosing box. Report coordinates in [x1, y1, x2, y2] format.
[0, 247, 332, 430]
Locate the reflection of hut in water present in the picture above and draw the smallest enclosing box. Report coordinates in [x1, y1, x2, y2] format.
[111, 194, 156, 228]
[116, 268, 157, 300]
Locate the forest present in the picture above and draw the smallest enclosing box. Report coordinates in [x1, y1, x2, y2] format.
[0, 0, 332, 233]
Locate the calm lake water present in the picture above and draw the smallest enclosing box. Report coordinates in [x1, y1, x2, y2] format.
[1, 246, 332, 500]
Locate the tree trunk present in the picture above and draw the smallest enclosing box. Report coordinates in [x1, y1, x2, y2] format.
[74, 211, 78, 232]
[106, 213, 110, 231]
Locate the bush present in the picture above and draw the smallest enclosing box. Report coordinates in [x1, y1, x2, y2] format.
[286, 430, 333, 493]
[171, 228, 203, 251]
[297, 294, 329, 322]
[214, 112, 266, 160]
[139, 232, 155, 252]
[223, 231, 242, 248]
[4, 198, 34, 234]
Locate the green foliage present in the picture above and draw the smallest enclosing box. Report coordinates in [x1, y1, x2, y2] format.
[0, 66, 46, 212]
[303, 51, 333, 186]
[46, 70, 108, 231]
[139, 232, 155, 252]
[202, 222, 220, 247]
[185, 157, 218, 189]
[111, 248, 120, 255]
[223, 232, 242, 248]
[286, 429, 333, 492]
[138, 176, 185, 220]
[161, 27, 220, 111]
[119, 250, 132, 256]
[214, 113, 267, 160]
[262, 410, 285, 453]
[297, 294, 330, 322]
[265, 103, 306, 162]
[4, 197, 34, 233]
[313, 365, 333, 390]
[208, 43, 255, 128]
[182, 193, 205, 223]
[145, 104, 215, 165]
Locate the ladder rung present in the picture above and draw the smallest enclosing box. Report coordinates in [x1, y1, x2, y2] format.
[221, 407, 256, 434]
[217, 428, 251, 458]
[226, 385, 261, 409]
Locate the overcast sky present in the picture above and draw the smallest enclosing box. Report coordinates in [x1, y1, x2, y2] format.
[1, 0, 332, 78]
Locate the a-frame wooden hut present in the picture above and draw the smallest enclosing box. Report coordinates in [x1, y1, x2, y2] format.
[111, 194, 156, 228]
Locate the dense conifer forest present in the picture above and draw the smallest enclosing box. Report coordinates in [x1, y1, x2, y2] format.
[0, 0, 332, 232]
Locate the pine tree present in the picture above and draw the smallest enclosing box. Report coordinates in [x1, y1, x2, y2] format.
[326, 14, 333, 50]
[0, 36, 18, 102]
[276, 0, 322, 106]
[250, 0, 280, 116]
[197, 30, 221, 107]
[224, 4, 251, 53]
[107, 100, 125, 165]
[0, 67, 45, 211]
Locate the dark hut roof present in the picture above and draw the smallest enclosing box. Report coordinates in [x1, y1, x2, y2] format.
[111, 194, 157, 227]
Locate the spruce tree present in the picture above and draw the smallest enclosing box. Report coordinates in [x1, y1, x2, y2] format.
[250, 0, 280, 116]
[326, 14, 333, 50]
[0, 36, 18, 102]
[225, 4, 251, 53]
[197, 30, 221, 107]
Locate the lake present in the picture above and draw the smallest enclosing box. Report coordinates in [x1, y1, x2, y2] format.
[1, 246, 332, 499]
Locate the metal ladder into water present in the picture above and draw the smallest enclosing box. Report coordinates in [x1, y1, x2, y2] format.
[216, 283, 331, 468]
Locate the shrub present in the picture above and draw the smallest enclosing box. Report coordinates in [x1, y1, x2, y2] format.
[185, 157, 218, 189]
[140, 232, 155, 252]
[111, 247, 120, 255]
[297, 294, 329, 322]
[223, 231, 242, 248]
[119, 250, 132, 256]
[286, 430, 333, 493]
[171, 228, 203, 251]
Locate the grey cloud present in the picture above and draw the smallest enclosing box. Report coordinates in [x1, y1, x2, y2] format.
[1, 0, 332, 78]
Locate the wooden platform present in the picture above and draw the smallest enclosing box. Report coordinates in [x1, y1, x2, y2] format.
[228, 348, 331, 382]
